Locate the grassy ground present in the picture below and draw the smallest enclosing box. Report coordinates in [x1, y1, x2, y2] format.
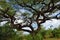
[44, 38, 60, 40]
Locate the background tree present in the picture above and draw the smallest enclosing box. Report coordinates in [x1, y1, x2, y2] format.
[0, 0, 60, 40]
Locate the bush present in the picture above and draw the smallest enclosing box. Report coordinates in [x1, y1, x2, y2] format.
[22, 33, 43, 40]
[0, 24, 16, 40]
[52, 27, 60, 38]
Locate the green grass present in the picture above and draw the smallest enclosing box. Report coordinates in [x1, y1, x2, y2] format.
[44, 38, 60, 40]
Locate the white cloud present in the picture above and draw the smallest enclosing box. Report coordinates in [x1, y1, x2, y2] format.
[19, 9, 25, 13]
[42, 19, 60, 29]
[22, 27, 31, 31]
[14, 12, 21, 18]
[0, 21, 8, 26]
[14, 19, 24, 24]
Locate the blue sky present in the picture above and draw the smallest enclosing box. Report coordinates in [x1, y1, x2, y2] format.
[0, 4, 60, 35]
[42, 10, 60, 29]
[0, 9, 60, 30]
[42, 19, 60, 29]
[21, 10, 60, 30]
[0, 0, 60, 35]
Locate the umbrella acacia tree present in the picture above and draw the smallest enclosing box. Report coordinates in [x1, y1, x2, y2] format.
[0, 0, 60, 37]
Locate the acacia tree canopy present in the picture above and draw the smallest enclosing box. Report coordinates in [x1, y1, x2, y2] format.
[0, 0, 60, 34]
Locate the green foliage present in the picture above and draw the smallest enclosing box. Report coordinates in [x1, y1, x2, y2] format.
[52, 27, 60, 38]
[45, 29, 53, 38]
[0, 1, 10, 10]
[0, 0, 60, 40]
[40, 30, 46, 38]
[0, 0, 15, 16]
[24, 34, 43, 40]
[0, 24, 16, 40]
[7, 9, 16, 16]
[53, 0, 60, 3]
[0, 23, 60, 40]
[14, 0, 43, 4]
[35, 33, 43, 40]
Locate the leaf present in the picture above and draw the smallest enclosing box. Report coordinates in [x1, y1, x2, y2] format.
[7, 10, 15, 16]
[23, 0, 29, 3]
[53, 0, 60, 3]
[0, 1, 10, 10]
